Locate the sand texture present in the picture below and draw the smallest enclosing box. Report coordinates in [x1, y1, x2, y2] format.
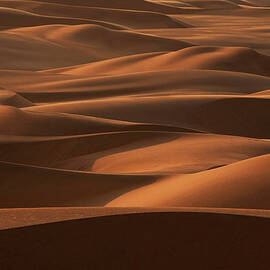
[1, 0, 270, 269]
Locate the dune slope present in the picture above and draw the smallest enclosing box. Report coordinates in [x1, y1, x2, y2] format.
[0, 212, 270, 269]
[0, 24, 190, 70]
[51, 46, 270, 77]
[108, 154, 270, 209]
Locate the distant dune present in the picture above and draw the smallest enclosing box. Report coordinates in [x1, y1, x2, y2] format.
[0, 1, 189, 29]
[0, 7, 126, 30]
[2, 69, 270, 103]
[52, 46, 270, 77]
[28, 95, 270, 138]
[1, 24, 190, 70]
[24, 0, 188, 13]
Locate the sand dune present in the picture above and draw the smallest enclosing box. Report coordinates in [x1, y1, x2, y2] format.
[251, 89, 270, 96]
[0, 161, 156, 208]
[29, 95, 270, 138]
[0, 105, 153, 136]
[27, 0, 187, 13]
[0, 131, 192, 167]
[108, 154, 270, 209]
[51, 46, 270, 77]
[86, 133, 270, 174]
[0, 24, 190, 70]
[0, 90, 33, 107]
[0, 0, 189, 29]
[1, 137, 270, 209]
[3, 69, 270, 103]
[0, 104, 197, 136]
[1, 130, 269, 174]
[1, 0, 270, 268]
[183, 0, 241, 9]
[1, 206, 270, 230]
[242, 0, 270, 6]
[0, 7, 124, 30]
[0, 211, 269, 269]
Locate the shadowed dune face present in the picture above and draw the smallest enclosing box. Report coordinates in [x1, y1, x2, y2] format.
[0, 1, 190, 29]
[0, 90, 33, 107]
[1, 0, 270, 268]
[0, 212, 270, 269]
[17, 0, 190, 13]
[0, 7, 126, 30]
[27, 95, 270, 138]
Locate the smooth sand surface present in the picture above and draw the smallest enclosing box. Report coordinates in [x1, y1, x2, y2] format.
[0, 211, 270, 269]
[1, 0, 270, 269]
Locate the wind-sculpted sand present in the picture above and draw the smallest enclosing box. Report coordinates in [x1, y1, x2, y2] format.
[1, 0, 270, 269]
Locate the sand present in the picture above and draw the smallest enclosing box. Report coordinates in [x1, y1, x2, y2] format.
[1, 0, 270, 269]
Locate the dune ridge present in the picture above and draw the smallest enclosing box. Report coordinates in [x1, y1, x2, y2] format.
[1, 206, 270, 230]
[0, 212, 270, 269]
[0, 0, 189, 29]
[108, 154, 270, 209]
[50, 46, 270, 77]
[0, 24, 190, 70]
[27, 95, 270, 138]
[2, 69, 270, 103]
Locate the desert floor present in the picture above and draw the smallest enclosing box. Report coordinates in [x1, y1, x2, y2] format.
[0, 0, 270, 269]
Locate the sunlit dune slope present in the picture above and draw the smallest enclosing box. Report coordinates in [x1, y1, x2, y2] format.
[108, 154, 270, 209]
[0, 130, 269, 174]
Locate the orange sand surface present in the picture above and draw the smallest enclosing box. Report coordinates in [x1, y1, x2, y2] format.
[1, 0, 270, 269]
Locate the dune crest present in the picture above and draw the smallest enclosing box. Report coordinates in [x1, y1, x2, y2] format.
[0, 24, 190, 70]
[50, 46, 270, 77]
[108, 154, 270, 209]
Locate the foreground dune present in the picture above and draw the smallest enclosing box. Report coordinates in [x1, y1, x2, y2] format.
[2, 207, 270, 230]
[0, 211, 270, 269]
[1, 0, 270, 268]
